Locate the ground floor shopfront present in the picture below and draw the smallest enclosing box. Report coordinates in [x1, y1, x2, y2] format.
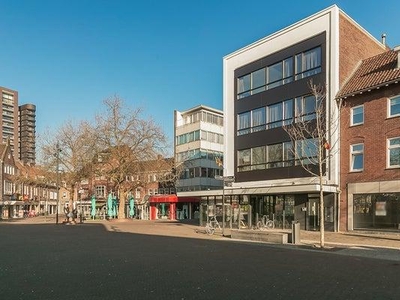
[346, 180, 400, 231]
[199, 192, 338, 232]
[0, 200, 58, 219]
[148, 195, 200, 220]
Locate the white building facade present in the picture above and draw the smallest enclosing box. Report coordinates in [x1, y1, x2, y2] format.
[222, 5, 385, 231]
[174, 105, 224, 193]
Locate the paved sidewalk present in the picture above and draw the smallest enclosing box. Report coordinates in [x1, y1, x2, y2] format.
[6, 216, 400, 260]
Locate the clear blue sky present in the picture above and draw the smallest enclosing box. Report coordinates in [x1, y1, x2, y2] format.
[1, 0, 399, 150]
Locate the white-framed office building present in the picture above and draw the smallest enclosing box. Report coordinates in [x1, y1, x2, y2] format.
[174, 105, 224, 193]
[222, 5, 386, 231]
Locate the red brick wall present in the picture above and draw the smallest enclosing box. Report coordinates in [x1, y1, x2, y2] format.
[339, 14, 386, 87]
[340, 84, 400, 230]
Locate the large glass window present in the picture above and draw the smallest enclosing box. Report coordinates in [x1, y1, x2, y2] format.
[237, 142, 296, 172]
[237, 74, 251, 99]
[351, 105, 364, 126]
[238, 69, 266, 99]
[388, 137, 400, 168]
[295, 47, 322, 80]
[267, 61, 283, 89]
[283, 142, 294, 167]
[268, 143, 283, 168]
[267, 58, 293, 89]
[389, 96, 400, 117]
[351, 143, 364, 171]
[237, 46, 321, 100]
[237, 111, 251, 135]
[295, 95, 317, 122]
[238, 149, 251, 171]
[283, 99, 293, 125]
[252, 146, 266, 170]
[296, 138, 318, 165]
[252, 69, 266, 94]
[268, 102, 283, 128]
[252, 108, 266, 132]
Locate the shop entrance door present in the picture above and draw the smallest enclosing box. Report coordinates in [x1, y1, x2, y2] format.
[294, 195, 307, 230]
[308, 197, 319, 231]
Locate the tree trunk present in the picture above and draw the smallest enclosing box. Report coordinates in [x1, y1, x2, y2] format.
[319, 164, 325, 248]
[118, 189, 126, 219]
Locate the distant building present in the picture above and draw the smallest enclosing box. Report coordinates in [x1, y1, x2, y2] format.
[337, 48, 400, 231]
[0, 86, 36, 165]
[174, 105, 224, 192]
[0, 87, 19, 157]
[19, 104, 36, 165]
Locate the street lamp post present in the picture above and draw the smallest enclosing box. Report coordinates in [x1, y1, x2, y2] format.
[222, 177, 225, 236]
[215, 174, 234, 236]
[79, 189, 84, 223]
[55, 142, 61, 225]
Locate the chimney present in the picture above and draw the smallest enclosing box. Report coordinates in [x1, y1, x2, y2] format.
[381, 33, 386, 46]
[394, 46, 400, 69]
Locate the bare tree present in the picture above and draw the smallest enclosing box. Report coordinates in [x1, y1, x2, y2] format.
[39, 120, 96, 216]
[284, 82, 341, 248]
[93, 95, 167, 219]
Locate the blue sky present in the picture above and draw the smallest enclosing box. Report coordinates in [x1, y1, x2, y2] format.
[1, 0, 400, 151]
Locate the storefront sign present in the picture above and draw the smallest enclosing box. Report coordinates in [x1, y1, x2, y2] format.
[375, 202, 387, 216]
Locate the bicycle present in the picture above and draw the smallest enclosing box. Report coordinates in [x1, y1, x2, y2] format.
[274, 219, 291, 229]
[205, 216, 222, 235]
[256, 215, 274, 230]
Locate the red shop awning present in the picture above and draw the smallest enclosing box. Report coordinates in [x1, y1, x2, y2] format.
[149, 195, 178, 203]
[149, 195, 201, 203]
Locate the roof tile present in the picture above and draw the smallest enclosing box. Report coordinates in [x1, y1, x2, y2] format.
[337, 50, 400, 98]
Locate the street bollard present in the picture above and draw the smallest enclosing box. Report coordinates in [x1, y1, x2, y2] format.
[292, 221, 300, 244]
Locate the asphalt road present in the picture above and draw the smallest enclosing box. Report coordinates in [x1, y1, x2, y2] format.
[1, 222, 399, 300]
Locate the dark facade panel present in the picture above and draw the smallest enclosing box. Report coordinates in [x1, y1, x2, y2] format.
[235, 164, 319, 182]
[233, 32, 327, 183]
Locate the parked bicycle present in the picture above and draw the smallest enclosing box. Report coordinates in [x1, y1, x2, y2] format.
[274, 219, 291, 229]
[256, 215, 274, 230]
[205, 216, 222, 235]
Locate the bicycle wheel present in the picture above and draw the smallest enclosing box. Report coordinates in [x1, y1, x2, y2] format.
[257, 221, 266, 231]
[266, 220, 274, 229]
[205, 224, 215, 235]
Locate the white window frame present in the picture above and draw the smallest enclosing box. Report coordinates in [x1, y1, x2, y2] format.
[350, 143, 364, 172]
[388, 95, 400, 118]
[387, 137, 400, 168]
[351, 105, 364, 126]
[95, 185, 106, 198]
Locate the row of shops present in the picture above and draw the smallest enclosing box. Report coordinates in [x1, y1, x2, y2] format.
[0, 200, 58, 219]
[3, 191, 399, 232]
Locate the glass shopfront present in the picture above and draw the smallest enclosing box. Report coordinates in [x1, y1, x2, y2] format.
[250, 195, 294, 229]
[354, 193, 400, 230]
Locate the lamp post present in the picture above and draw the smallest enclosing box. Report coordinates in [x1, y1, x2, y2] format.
[222, 177, 225, 236]
[79, 189, 84, 223]
[215, 174, 234, 236]
[55, 142, 61, 224]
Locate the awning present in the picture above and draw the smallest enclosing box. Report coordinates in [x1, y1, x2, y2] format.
[149, 195, 200, 203]
[149, 195, 178, 203]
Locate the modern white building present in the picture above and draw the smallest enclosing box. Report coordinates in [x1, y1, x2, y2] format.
[222, 5, 385, 231]
[174, 105, 224, 193]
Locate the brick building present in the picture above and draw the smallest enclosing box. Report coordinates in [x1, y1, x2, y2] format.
[337, 48, 400, 231]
